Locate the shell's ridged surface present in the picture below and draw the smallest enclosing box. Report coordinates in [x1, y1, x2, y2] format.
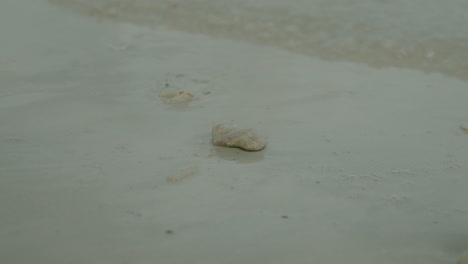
[211, 124, 237, 139]
[212, 124, 266, 151]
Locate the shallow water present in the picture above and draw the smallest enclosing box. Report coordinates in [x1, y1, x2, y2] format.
[50, 0, 468, 81]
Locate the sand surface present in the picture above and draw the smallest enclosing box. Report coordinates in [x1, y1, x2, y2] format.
[1, 0, 468, 263]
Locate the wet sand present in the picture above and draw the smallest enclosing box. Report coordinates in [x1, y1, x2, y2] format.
[1, 1, 467, 263]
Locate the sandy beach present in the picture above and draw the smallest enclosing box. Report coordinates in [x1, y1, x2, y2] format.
[1, 0, 467, 263]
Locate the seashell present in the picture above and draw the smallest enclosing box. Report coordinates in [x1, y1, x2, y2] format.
[160, 90, 197, 104]
[211, 124, 266, 151]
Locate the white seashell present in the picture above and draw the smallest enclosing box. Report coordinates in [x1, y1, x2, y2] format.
[211, 124, 266, 151]
[166, 167, 198, 183]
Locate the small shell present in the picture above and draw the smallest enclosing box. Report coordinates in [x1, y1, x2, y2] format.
[212, 124, 266, 151]
[161, 91, 197, 104]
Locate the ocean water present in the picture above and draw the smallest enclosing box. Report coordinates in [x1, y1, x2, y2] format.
[50, 0, 468, 81]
